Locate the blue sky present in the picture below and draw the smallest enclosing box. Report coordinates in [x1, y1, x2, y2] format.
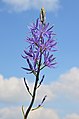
[0, 0, 79, 80]
[0, 0, 79, 119]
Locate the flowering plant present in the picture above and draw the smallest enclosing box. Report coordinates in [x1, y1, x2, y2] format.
[22, 8, 57, 119]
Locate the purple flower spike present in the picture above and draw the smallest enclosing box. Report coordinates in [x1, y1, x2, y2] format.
[22, 18, 57, 74]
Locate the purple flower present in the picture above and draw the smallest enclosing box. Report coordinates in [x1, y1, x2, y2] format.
[22, 18, 57, 74]
[44, 51, 56, 68]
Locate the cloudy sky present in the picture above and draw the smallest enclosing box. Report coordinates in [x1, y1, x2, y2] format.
[0, 0, 79, 119]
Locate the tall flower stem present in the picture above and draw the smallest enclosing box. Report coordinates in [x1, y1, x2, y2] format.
[24, 54, 42, 119]
[22, 7, 57, 119]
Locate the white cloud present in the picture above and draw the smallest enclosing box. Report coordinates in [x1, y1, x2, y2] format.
[0, 107, 59, 119]
[0, 74, 55, 104]
[0, 107, 79, 119]
[64, 113, 79, 119]
[0, 67, 79, 119]
[0, 75, 30, 103]
[1, 0, 60, 12]
[0, 106, 79, 119]
[2, 0, 30, 11]
[29, 108, 59, 119]
[52, 67, 79, 101]
[0, 107, 22, 119]
[0, 67, 79, 104]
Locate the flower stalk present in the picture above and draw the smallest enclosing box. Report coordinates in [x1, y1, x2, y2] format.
[22, 7, 57, 119]
[24, 53, 42, 119]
